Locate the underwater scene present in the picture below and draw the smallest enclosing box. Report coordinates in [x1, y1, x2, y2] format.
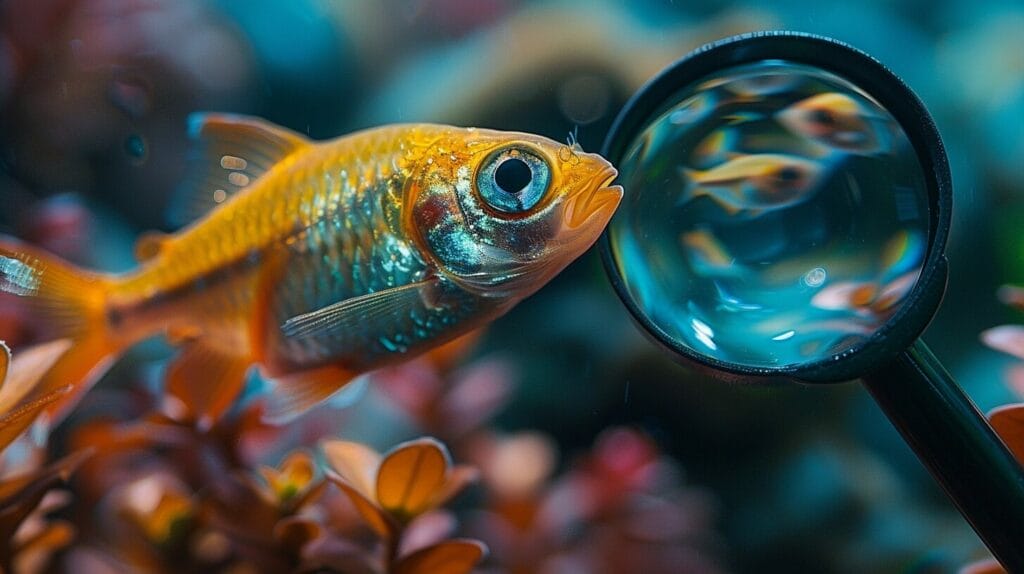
[0, 0, 1023, 573]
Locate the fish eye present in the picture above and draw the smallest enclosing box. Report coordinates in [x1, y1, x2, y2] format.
[810, 109, 835, 126]
[778, 166, 802, 181]
[476, 146, 551, 213]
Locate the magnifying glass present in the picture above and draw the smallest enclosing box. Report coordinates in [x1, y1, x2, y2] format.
[599, 31, 1024, 568]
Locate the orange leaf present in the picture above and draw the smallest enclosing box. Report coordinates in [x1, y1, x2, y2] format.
[0, 341, 9, 385]
[394, 539, 487, 574]
[399, 511, 457, 558]
[0, 451, 90, 542]
[0, 385, 70, 453]
[0, 473, 36, 503]
[0, 339, 72, 414]
[71, 418, 190, 454]
[430, 465, 479, 509]
[989, 404, 1024, 464]
[14, 519, 75, 555]
[981, 326, 1024, 361]
[281, 451, 315, 484]
[260, 450, 316, 504]
[321, 440, 381, 499]
[326, 474, 396, 540]
[377, 438, 450, 520]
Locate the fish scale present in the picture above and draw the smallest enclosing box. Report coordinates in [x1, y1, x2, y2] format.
[108, 127, 431, 324]
[271, 153, 436, 368]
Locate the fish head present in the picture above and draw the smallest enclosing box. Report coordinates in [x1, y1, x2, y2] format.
[407, 128, 622, 299]
[742, 154, 823, 206]
[778, 92, 866, 140]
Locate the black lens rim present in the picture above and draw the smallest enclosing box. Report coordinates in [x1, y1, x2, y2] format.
[599, 31, 952, 384]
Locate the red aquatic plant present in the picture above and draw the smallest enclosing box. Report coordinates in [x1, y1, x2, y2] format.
[961, 284, 1024, 574]
[0, 340, 91, 573]
[981, 284, 1024, 467]
[0, 288, 725, 574]
[467, 427, 724, 574]
[322, 437, 485, 574]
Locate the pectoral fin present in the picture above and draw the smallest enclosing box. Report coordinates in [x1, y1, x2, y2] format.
[280, 278, 441, 340]
[262, 364, 356, 424]
[166, 342, 251, 430]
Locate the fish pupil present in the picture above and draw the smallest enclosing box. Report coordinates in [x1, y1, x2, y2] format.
[778, 166, 801, 182]
[494, 158, 532, 194]
[810, 109, 835, 126]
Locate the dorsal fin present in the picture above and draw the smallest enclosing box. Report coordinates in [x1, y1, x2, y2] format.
[168, 113, 312, 226]
[134, 230, 170, 262]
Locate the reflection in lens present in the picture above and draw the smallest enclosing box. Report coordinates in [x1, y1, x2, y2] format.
[608, 60, 930, 369]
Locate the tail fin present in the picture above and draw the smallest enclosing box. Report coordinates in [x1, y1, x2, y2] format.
[0, 237, 120, 421]
[677, 167, 707, 207]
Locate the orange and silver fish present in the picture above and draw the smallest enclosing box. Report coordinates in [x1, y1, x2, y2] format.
[690, 128, 739, 168]
[810, 270, 918, 317]
[776, 92, 889, 154]
[678, 153, 823, 215]
[679, 229, 738, 276]
[0, 115, 622, 426]
[809, 230, 924, 318]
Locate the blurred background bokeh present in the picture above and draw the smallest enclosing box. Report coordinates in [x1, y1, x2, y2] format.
[1, 0, 1022, 572]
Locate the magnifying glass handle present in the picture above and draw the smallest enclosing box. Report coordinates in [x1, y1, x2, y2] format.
[862, 339, 1024, 570]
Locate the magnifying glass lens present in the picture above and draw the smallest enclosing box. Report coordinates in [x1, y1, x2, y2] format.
[608, 60, 930, 369]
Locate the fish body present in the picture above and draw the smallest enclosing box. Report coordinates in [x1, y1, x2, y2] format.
[0, 115, 621, 425]
[776, 92, 888, 154]
[691, 128, 739, 168]
[668, 92, 715, 126]
[810, 270, 918, 317]
[679, 230, 740, 277]
[679, 153, 822, 214]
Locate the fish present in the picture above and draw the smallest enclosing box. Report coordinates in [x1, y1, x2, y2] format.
[0, 114, 622, 427]
[723, 73, 797, 99]
[776, 92, 889, 154]
[690, 128, 739, 168]
[698, 71, 797, 102]
[668, 92, 715, 126]
[722, 112, 765, 125]
[678, 153, 823, 215]
[810, 270, 919, 317]
[679, 229, 736, 276]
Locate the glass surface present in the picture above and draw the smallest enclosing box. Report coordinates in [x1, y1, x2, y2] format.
[608, 60, 930, 369]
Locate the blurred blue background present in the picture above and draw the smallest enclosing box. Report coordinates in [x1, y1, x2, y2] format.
[1, 0, 1022, 571]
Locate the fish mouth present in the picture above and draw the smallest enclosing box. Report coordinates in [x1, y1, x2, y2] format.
[565, 168, 623, 229]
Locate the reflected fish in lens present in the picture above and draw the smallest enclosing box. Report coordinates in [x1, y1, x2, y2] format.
[610, 60, 930, 368]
